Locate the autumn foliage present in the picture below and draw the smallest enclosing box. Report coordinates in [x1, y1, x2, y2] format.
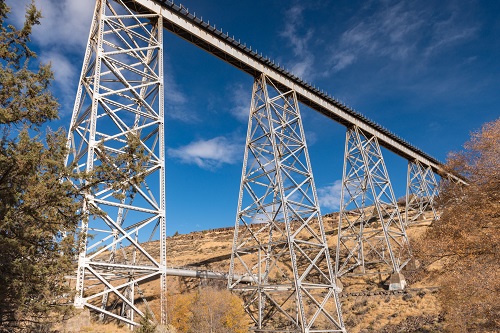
[167, 287, 248, 333]
[413, 118, 500, 332]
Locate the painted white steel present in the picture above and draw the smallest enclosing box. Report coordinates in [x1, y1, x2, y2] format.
[131, 0, 445, 175]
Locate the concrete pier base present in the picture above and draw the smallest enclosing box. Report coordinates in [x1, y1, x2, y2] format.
[388, 272, 407, 290]
[335, 278, 343, 293]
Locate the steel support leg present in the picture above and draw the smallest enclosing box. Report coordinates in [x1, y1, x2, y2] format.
[335, 126, 411, 288]
[67, 0, 166, 326]
[405, 160, 439, 225]
[228, 74, 345, 332]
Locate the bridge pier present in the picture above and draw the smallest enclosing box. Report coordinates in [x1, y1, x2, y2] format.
[66, 0, 166, 326]
[405, 160, 440, 225]
[335, 126, 412, 289]
[228, 74, 346, 332]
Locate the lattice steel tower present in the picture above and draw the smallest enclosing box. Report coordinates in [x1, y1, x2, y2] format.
[335, 126, 411, 289]
[66, 0, 166, 326]
[405, 159, 440, 225]
[228, 74, 346, 332]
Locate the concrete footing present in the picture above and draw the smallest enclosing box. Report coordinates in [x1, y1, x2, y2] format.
[388, 272, 407, 290]
[335, 278, 343, 293]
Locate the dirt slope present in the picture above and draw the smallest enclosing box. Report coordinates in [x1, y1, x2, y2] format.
[78, 210, 443, 332]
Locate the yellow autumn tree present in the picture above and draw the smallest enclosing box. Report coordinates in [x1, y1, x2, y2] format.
[168, 293, 196, 333]
[222, 291, 248, 333]
[168, 287, 247, 333]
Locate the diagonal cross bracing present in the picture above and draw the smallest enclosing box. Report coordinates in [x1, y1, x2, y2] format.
[66, 0, 463, 330]
[405, 160, 440, 225]
[66, 0, 166, 326]
[229, 74, 346, 333]
[336, 126, 412, 280]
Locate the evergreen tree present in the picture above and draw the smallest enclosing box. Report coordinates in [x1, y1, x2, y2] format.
[0, 1, 77, 332]
[0, 1, 146, 331]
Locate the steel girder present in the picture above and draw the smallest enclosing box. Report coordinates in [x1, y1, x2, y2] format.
[335, 126, 412, 279]
[66, 0, 166, 326]
[405, 160, 440, 225]
[228, 74, 345, 333]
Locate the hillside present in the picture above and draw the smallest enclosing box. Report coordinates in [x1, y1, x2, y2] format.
[164, 211, 443, 332]
[63, 118, 500, 333]
[69, 209, 444, 333]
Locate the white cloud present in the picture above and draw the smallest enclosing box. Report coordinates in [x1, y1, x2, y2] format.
[330, 52, 356, 73]
[10, 0, 95, 50]
[290, 56, 315, 80]
[328, 1, 478, 73]
[168, 136, 242, 170]
[165, 82, 187, 105]
[317, 180, 343, 210]
[40, 51, 75, 91]
[280, 5, 316, 80]
[328, 2, 424, 73]
[229, 83, 251, 122]
[39, 52, 77, 113]
[424, 14, 478, 56]
[164, 70, 195, 122]
[161, 53, 202, 123]
[282, 6, 313, 56]
[304, 130, 317, 146]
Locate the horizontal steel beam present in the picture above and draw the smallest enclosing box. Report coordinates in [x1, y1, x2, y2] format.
[166, 267, 254, 283]
[67, 267, 254, 283]
[122, 0, 451, 177]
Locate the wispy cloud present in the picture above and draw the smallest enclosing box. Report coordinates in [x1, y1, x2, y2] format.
[305, 130, 317, 146]
[424, 12, 478, 56]
[328, 1, 478, 73]
[228, 83, 251, 122]
[40, 51, 76, 92]
[9, 0, 94, 113]
[10, 0, 94, 49]
[280, 5, 316, 80]
[164, 60, 195, 123]
[330, 52, 356, 72]
[168, 136, 242, 170]
[317, 180, 343, 210]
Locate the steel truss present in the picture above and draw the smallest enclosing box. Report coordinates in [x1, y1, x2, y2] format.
[405, 160, 440, 225]
[335, 126, 411, 284]
[66, 0, 166, 326]
[229, 74, 345, 333]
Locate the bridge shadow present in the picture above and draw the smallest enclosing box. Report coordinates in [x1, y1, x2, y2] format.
[187, 253, 233, 267]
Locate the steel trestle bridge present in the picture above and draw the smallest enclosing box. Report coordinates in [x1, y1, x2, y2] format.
[66, 0, 458, 331]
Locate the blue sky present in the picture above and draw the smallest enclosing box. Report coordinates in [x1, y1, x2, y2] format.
[9, 0, 500, 235]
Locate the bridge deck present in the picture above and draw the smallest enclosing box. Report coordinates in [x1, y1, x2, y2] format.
[123, 0, 447, 175]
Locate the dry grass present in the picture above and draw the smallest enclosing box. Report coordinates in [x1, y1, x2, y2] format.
[78, 322, 131, 333]
[166, 211, 442, 332]
[341, 290, 441, 332]
[64, 210, 444, 332]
